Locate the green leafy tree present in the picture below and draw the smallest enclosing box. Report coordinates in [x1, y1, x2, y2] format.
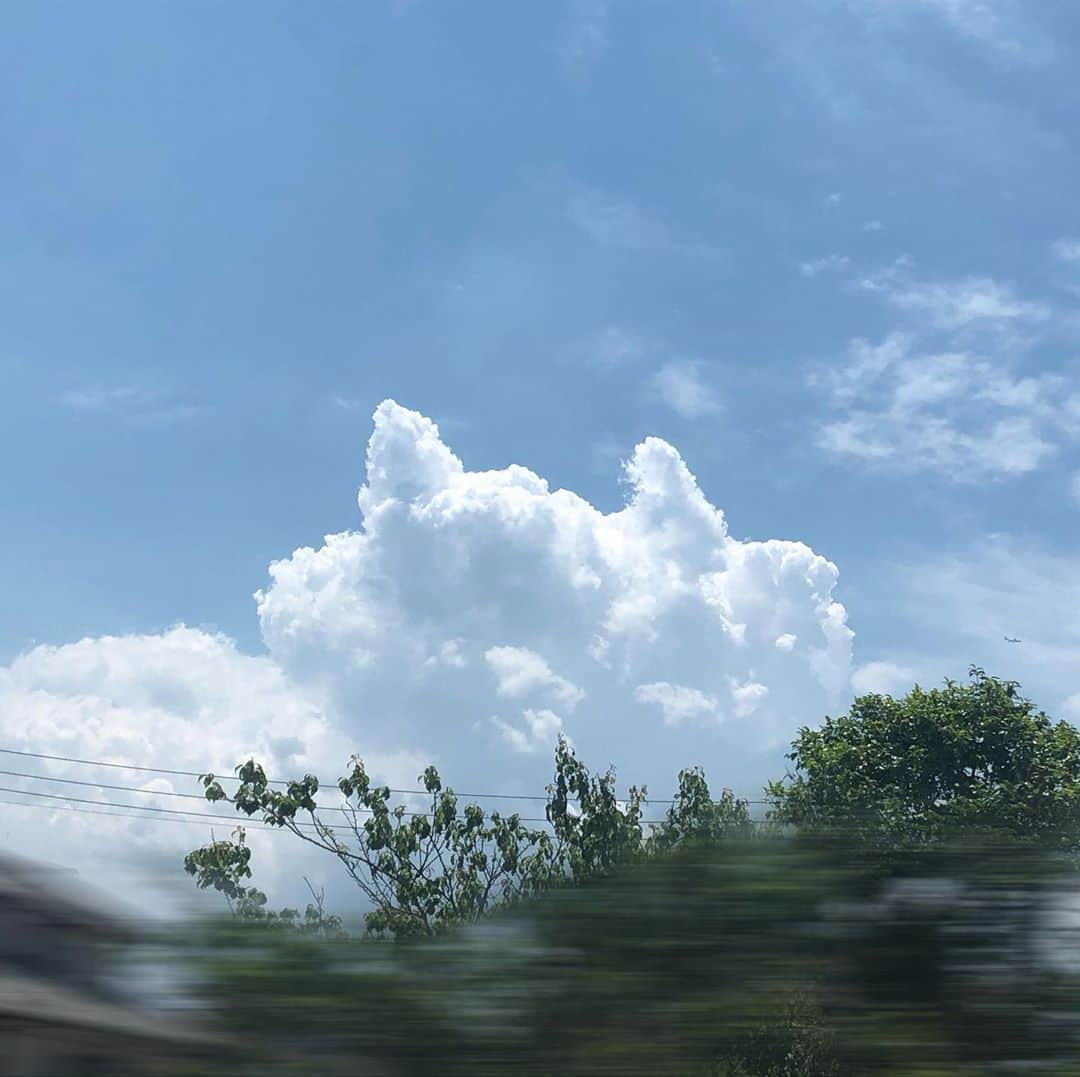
[649, 765, 753, 854]
[188, 737, 736, 938]
[183, 827, 343, 937]
[546, 734, 648, 876]
[183, 827, 264, 919]
[767, 666, 1080, 852]
[193, 758, 561, 938]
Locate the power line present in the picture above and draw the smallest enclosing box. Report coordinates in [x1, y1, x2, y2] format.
[0, 776, 703, 828]
[0, 782, 571, 826]
[0, 746, 769, 808]
[0, 793, 287, 832]
[0, 767, 358, 816]
[0, 746, 571, 801]
[0, 767, 558, 822]
[0, 767, 216, 802]
[0, 783, 326, 828]
[0, 790, 778, 841]
[0, 777, 733, 827]
[0, 767, 646, 819]
[0, 766, 770, 831]
[0, 747, 245, 783]
[0, 784, 546, 832]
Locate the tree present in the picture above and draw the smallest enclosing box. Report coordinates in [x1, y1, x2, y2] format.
[192, 758, 561, 939]
[186, 737, 741, 937]
[767, 666, 1080, 852]
[183, 827, 343, 937]
[649, 765, 753, 854]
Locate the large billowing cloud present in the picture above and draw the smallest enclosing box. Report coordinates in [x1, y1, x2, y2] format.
[0, 401, 853, 911]
[256, 401, 852, 796]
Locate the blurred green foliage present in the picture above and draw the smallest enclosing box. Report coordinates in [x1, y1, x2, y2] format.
[181, 834, 1080, 1075]
[175, 669, 1080, 1074]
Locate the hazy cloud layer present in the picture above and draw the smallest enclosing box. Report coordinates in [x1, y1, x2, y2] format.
[811, 255, 1080, 478]
[814, 332, 1078, 477]
[651, 360, 723, 419]
[855, 537, 1080, 734]
[0, 628, 399, 915]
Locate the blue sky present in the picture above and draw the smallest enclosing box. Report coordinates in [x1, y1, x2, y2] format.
[3, 0, 1076, 661]
[3, 1, 1080, 906]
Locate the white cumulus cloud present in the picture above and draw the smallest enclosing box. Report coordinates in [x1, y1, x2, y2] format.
[257, 401, 852, 795]
[491, 708, 565, 755]
[851, 659, 920, 697]
[485, 646, 584, 709]
[730, 678, 770, 719]
[634, 682, 719, 727]
[0, 401, 855, 910]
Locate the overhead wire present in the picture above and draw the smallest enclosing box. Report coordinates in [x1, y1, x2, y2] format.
[0, 780, 688, 827]
[0, 793, 287, 832]
[0, 778, 579, 826]
[0, 746, 770, 805]
[0, 783, 328, 828]
[0, 746, 572, 801]
[0, 766, 359, 815]
[0, 751, 768, 829]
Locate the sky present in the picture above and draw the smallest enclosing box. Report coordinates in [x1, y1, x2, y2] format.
[2, 0, 1080, 914]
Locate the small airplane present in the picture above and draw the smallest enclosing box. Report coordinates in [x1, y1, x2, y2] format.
[1004, 636, 1022, 644]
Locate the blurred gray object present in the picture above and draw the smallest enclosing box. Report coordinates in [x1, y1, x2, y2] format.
[0, 850, 210, 1076]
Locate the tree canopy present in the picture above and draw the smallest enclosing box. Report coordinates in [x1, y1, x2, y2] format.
[186, 737, 750, 937]
[767, 666, 1080, 851]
